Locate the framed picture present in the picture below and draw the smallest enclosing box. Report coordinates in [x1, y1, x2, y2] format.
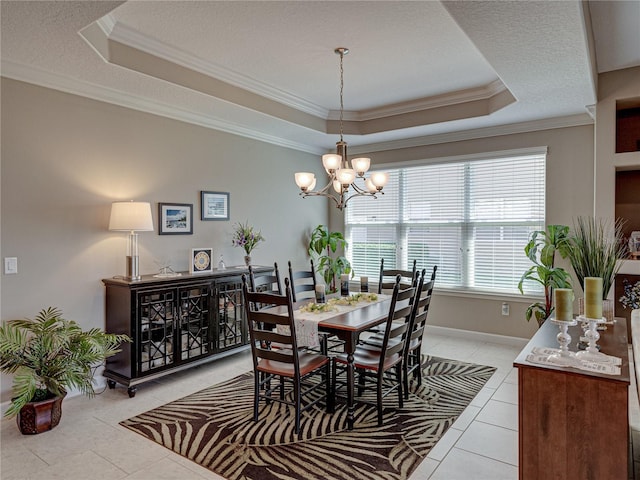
[158, 203, 193, 235]
[189, 248, 213, 274]
[201, 191, 230, 221]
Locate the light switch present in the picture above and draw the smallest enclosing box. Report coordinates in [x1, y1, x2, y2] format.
[4, 257, 18, 274]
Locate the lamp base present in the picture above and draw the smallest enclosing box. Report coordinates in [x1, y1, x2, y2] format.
[126, 255, 140, 280]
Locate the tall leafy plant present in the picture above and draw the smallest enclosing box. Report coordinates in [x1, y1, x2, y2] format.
[308, 225, 351, 293]
[518, 225, 573, 327]
[567, 216, 628, 299]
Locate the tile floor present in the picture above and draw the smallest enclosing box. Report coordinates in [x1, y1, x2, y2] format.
[0, 330, 527, 480]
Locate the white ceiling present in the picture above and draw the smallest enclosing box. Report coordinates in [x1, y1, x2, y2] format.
[1, 1, 639, 156]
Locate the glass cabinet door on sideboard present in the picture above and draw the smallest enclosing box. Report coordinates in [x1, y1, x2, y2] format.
[137, 283, 212, 375]
[102, 267, 270, 398]
[216, 276, 248, 352]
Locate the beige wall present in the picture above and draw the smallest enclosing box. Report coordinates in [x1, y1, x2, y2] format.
[1, 77, 597, 401]
[0, 78, 328, 401]
[331, 124, 596, 339]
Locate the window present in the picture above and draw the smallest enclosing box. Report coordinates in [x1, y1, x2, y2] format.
[345, 150, 546, 295]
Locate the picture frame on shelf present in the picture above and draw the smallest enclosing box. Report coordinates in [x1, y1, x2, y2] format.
[158, 203, 193, 235]
[189, 248, 213, 274]
[201, 191, 230, 221]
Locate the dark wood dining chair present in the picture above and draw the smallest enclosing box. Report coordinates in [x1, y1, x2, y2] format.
[401, 267, 434, 396]
[248, 263, 282, 311]
[332, 275, 415, 426]
[287, 260, 316, 302]
[242, 276, 331, 435]
[377, 258, 417, 294]
[249, 262, 282, 294]
[366, 259, 417, 336]
[403, 266, 437, 397]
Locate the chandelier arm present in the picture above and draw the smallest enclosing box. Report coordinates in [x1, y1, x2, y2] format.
[299, 190, 345, 209]
[341, 191, 379, 209]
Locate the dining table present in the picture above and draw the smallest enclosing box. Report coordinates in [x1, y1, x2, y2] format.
[270, 293, 396, 430]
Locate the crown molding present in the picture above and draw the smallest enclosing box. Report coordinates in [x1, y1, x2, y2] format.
[0, 60, 323, 155]
[347, 114, 594, 155]
[106, 20, 330, 119]
[329, 80, 508, 121]
[1, 59, 595, 159]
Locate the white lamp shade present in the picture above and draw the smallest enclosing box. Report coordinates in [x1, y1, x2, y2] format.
[109, 201, 154, 231]
[351, 157, 371, 175]
[336, 168, 356, 185]
[322, 153, 342, 172]
[365, 178, 378, 193]
[370, 172, 389, 188]
[333, 180, 342, 193]
[294, 172, 315, 189]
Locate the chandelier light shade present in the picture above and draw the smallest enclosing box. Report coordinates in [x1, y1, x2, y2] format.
[109, 201, 154, 281]
[294, 47, 388, 210]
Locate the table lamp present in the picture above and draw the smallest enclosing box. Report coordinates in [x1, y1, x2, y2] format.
[109, 201, 154, 280]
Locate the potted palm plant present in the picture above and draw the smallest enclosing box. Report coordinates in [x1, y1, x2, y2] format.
[308, 225, 352, 293]
[567, 216, 628, 321]
[0, 307, 129, 434]
[518, 225, 573, 327]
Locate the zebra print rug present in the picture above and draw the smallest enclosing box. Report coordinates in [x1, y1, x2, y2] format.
[120, 356, 495, 480]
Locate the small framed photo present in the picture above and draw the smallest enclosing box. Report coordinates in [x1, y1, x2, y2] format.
[201, 191, 230, 221]
[189, 248, 213, 274]
[159, 203, 193, 235]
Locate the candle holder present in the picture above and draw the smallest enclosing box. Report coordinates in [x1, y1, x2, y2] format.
[547, 318, 579, 366]
[575, 315, 607, 362]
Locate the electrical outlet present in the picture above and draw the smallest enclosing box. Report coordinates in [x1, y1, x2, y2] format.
[501, 302, 510, 316]
[4, 257, 18, 274]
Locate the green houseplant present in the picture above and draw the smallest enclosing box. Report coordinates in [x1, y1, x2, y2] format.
[0, 307, 129, 433]
[567, 216, 628, 314]
[518, 225, 573, 327]
[308, 225, 352, 293]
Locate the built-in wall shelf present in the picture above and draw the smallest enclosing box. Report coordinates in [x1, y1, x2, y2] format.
[614, 169, 640, 328]
[616, 98, 640, 153]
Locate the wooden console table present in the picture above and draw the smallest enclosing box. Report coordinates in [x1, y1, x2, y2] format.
[514, 317, 630, 480]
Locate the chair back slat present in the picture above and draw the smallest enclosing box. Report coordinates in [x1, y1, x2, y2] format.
[378, 258, 417, 294]
[243, 276, 299, 371]
[376, 276, 417, 367]
[404, 266, 437, 363]
[288, 260, 317, 302]
[248, 263, 283, 310]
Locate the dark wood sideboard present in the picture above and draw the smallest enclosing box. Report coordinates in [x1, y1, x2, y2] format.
[102, 266, 271, 397]
[514, 318, 630, 480]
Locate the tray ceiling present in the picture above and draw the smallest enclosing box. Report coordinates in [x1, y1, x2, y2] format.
[2, 1, 638, 155]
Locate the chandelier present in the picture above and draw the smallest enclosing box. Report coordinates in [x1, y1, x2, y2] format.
[294, 47, 388, 210]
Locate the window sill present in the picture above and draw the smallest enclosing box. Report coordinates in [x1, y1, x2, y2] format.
[434, 287, 542, 303]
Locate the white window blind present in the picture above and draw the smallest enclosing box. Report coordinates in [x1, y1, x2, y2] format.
[345, 152, 546, 295]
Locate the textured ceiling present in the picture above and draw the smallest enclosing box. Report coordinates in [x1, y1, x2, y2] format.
[1, 1, 638, 155]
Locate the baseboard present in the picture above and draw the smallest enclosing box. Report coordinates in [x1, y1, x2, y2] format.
[426, 325, 529, 348]
[0, 377, 107, 418]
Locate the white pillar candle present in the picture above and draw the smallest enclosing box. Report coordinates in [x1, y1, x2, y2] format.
[340, 274, 350, 297]
[315, 284, 326, 304]
[554, 288, 573, 321]
[584, 277, 603, 319]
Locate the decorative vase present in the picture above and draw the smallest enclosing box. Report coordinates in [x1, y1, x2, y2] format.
[632, 309, 640, 325]
[244, 255, 251, 267]
[16, 394, 65, 435]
